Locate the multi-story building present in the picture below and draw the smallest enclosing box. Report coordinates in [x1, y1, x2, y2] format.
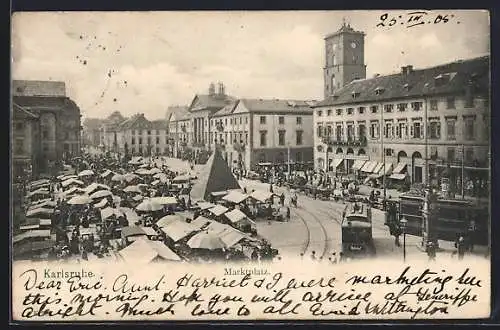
[82, 118, 103, 148]
[167, 84, 316, 170]
[12, 80, 83, 176]
[99, 111, 127, 153]
[117, 113, 168, 157]
[12, 104, 39, 179]
[313, 23, 490, 190]
[166, 106, 190, 157]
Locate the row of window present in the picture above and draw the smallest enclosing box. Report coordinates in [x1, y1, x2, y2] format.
[316, 97, 472, 118]
[128, 146, 167, 154]
[317, 117, 477, 141]
[130, 129, 166, 135]
[131, 136, 166, 145]
[259, 116, 303, 125]
[259, 130, 304, 147]
[212, 132, 249, 145]
[212, 116, 249, 127]
[257, 151, 304, 164]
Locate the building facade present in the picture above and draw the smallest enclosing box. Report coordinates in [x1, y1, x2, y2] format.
[12, 80, 83, 177]
[12, 104, 39, 180]
[99, 111, 127, 153]
[313, 24, 490, 191]
[82, 118, 103, 148]
[117, 114, 168, 156]
[167, 83, 316, 171]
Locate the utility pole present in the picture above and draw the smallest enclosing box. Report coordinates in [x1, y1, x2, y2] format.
[461, 144, 465, 199]
[380, 102, 386, 199]
[287, 143, 291, 177]
[424, 98, 429, 186]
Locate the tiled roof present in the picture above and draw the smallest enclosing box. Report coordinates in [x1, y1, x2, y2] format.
[12, 80, 66, 97]
[150, 120, 166, 130]
[212, 100, 239, 117]
[120, 114, 150, 130]
[190, 94, 236, 111]
[240, 99, 315, 113]
[166, 106, 188, 121]
[316, 55, 490, 107]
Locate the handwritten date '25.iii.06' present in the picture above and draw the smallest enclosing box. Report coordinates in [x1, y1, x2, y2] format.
[377, 11, 460, 29]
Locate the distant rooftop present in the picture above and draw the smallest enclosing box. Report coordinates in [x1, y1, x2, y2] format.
[12, 80, 66, 97]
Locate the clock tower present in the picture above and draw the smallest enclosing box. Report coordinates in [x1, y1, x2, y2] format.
[323, 21, 366, 98]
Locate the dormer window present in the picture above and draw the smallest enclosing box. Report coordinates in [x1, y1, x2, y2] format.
[434, 73, 450, 87]
[375, 87, 385, 95]
[352, 91, 360, 99]
[403, 83, 410, 91]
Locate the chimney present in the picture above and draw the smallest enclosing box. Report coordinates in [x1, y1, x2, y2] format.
[217, 82, 225, 96]
[208, 82, 215, 96]
[401, 65, 414, 75]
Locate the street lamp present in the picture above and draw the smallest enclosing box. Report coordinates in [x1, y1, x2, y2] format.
[400, 217, 408, 262]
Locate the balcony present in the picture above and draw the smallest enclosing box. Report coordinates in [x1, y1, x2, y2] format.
[321, 136, 367, 147]
[233, 141, 246, 153]
[215, 123, 224, 132]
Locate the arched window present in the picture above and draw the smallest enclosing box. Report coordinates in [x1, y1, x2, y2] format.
[331, 74, 336, 91]
[412, 151, 422, 159]
[358, 148, 366, 155]
[347, 148, 354, 154]
[277, 152, 285, 163]
[327, 146, 333, 153]
[336, 148, 343, 154]
[397, 150, 408, 163]
[317, 157, 325, 169]
[317, 145, 324, 152]
[259, 153, 266, 163]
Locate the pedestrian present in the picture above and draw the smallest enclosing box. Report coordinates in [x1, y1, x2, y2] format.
[280, 192, 285, 205]
[427, 241, 437, 261]
[456, 235, 466, 260]
[332, 252, 338, 264]
[311, 250, 316, 261]
[300, 252, 304, 260]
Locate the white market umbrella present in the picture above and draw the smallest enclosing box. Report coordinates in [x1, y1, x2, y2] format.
[187, 232, 227, 250]
[111, 174, 125, 182]
[135, 168, 152, 176]
[135, 199, 163, 212]
[151, 196, 177, 206]
[124, 185, 142, 193]
[67, 195, 92, 205]
[78, 169, 95, 177]
[90, 190, 113, 199]
[149, 168, 162, 175]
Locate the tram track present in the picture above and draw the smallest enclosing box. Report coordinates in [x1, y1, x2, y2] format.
[292, 206, 329, 260]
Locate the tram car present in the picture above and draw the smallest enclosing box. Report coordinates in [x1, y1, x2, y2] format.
[399, 194, 489, 244]
[341, 202, 376, 258]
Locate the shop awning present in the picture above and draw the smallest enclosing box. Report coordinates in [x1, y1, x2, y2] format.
[250, 190, 275, 203]
[369, 173, 383, 179]
[331, 158, 344, 169]
[222, 191, 249, 204]
[225, 209, 248, 223]
[393, 163, 407, 174]
[378, 163, 393, 176]
[389, 173, 407, 180]
[372, 162, 383, 174]
[209, 205, 229, 216]
[361, 161, 378, 173]
[352, 160, 367, 171]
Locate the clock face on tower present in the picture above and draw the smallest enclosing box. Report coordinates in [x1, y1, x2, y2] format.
[351, 41, 357, 49]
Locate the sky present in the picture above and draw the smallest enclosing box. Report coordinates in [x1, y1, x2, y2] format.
[11, 10, 490, 120]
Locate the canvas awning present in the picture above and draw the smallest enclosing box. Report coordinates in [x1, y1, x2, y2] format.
[222, 191, 249, 204]
[190, 216, 212, 230]
[121, 226, 147, 238]
[331, 158, 344, 169]
[26, 208, 54, 218]
[378, 163, 393, 176]
[196, 202, 216, 210]
[361, 161, 378, 173]
[206, 221, 231, 235]
[208, 205, 229, 216]
[393, 163, 407, 174]
[13, 229, 52, 244]
[150, 196, 177, 205]
[160, 221, 197, 242]
[140, 226, 158, 236]
[389, 173, 407, 180]
[219, 228, 247, 248]
[369, 173, 383, 179]
[372, 162, 384, 174]
[352, 160, 367, 171]
[119, 238, 181, 263]
[224, 209, 248, 223]
[249, 190, 275, 203]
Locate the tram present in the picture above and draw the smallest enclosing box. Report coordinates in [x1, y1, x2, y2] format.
[398, 194, 489, 244]
[341, 202, 375, 258]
